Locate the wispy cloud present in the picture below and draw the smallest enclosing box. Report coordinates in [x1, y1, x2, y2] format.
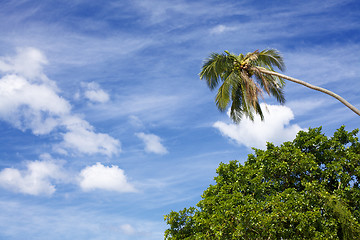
[81, 81, 110, 103]
[210, 24, 237, 35]
[94, 94, 184, 125]
[132, 0, 244, 28]
[284, 44, 360, 87]
[213, 104, 303, 149]
[119, 224, 136, 235]
[136, 132, 168, 155]
[0, 199, 162, 240]
[286, 98, 328, 116]
[128, 115, 145, 129]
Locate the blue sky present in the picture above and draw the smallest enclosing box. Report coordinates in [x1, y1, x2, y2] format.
[0, 0, 359, 239]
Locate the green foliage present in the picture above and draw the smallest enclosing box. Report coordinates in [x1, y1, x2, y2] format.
[164, 126, 360, 239]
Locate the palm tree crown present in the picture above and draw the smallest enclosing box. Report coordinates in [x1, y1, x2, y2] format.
[200, 49, 360, 122]
[200, 49, 287, 122]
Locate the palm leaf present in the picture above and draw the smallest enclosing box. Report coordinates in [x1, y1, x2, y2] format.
[200, 53, 234, 90]
[257, 49, 285, 71]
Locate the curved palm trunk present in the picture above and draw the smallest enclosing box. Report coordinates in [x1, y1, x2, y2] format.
[258, 68, 360, 116]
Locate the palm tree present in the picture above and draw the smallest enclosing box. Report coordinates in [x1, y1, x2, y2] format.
[199, 49, 360, 123]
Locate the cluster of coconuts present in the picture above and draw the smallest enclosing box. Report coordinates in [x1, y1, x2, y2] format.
[232, 61, 248, 72]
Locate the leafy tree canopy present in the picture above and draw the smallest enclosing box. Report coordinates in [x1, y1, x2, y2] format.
[164, 126, 360, 239]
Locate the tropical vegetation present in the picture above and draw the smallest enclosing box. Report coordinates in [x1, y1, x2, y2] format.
[164, 126, 360, 239]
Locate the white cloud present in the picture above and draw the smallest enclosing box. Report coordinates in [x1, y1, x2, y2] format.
[210, 24, 237, 34]
[58, 115, 120, 157]
[0, 48, 120, 156]
[0, 74, 70, 134]
[62, 127, 121, 156]
[0, 156, 137, 196]
[0, 157, 66, 196]
[82, 81, 109, 103]
[213, 104, 303, 149]
[53, 115, 121, 156]
[136, 132, 168, 155]
[119, 224, 136, 235]
[0, 47, 48, 80]
[79, 163, 136, 193]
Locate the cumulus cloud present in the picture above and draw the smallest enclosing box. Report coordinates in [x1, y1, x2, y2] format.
[79, 163, 136, 193]
[82, 81, 110, 103]
[0, 74, 70, 134]
[0, 156, 66, 196]
[213, 104, 303, 149]
[0, 156, 137, 196]
[0, 47, 48, 80]
[0, 48, 120, 156]
[54, 115, 121, 156]
[61, 127, 121, 156]
[136, 132, 168, 155]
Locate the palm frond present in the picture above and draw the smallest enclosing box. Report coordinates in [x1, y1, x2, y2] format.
[270, 85, 286, 104]
[215, 73, 232, 111]
[254, 101, 264, 120]
[243, 51, 259, 64]
[230, 93, 244, 123]
[255, 66, 286, 87]
[230, 77, 263, 122]
[257, 49, 285, 71]
[199, 53, 224, 89]
[252, 67, 270, 95]
[253, 67, 286, 104]
[239, 70, 261, 108]
[230, 85, 249, 122]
